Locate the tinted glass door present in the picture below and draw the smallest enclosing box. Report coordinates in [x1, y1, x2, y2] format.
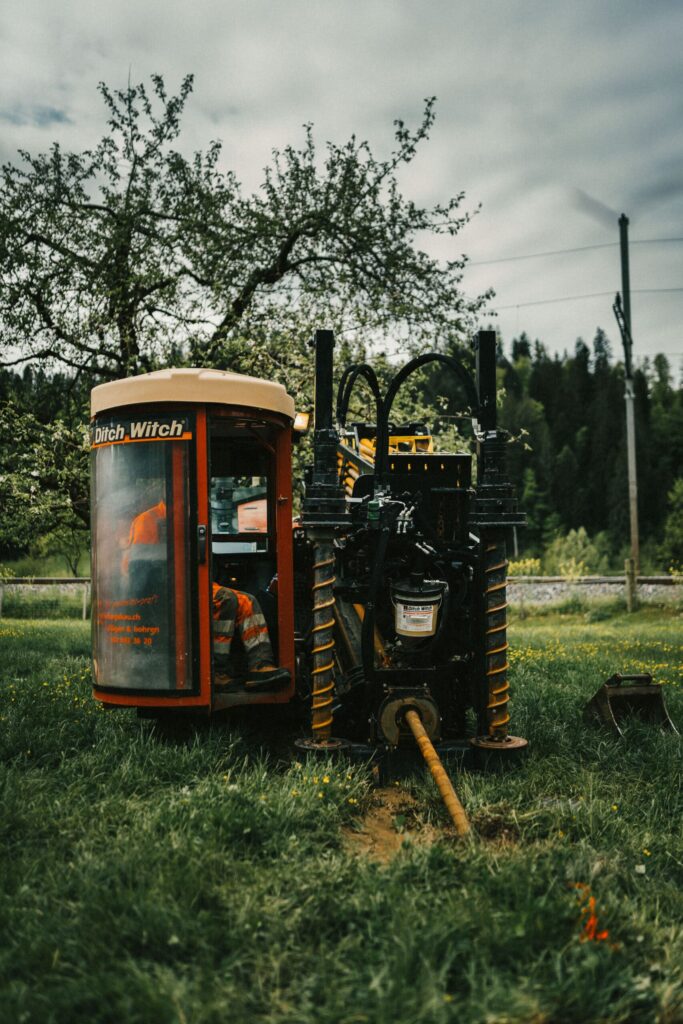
[91, 412, 195, 692]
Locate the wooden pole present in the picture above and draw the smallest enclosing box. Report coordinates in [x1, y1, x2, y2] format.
[619, 214, 640, 573]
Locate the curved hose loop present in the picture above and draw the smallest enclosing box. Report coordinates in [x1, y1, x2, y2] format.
[375, 352, 478, 485]
[336, 363, 383, 431]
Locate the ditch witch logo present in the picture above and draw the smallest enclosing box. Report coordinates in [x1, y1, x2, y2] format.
[91, 418, 191, 446]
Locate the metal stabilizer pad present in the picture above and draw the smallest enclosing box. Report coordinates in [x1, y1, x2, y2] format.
[470, 735, 528, 751]
[294, 737, 351, 756]
[585, 673, 679, 738]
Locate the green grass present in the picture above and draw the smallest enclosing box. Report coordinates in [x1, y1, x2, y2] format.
[0, 551, 91, 578]
[1, 587, 89, 620]
[1, 612, 682, 1023]
[515, 593, 682, 620]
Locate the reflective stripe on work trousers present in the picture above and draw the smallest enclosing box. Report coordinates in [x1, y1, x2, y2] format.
[212, 584, 273, 668]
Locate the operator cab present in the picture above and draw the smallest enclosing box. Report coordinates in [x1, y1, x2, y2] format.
[89, 368, 296, 713]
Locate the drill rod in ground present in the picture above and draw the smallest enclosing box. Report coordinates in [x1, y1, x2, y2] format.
[404, 710, 471, 837]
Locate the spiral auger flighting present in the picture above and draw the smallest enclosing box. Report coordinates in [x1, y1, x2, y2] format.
[311, 546, 336, 740]
[296, 330, 349, 756]
[484, 539, 511, 738]
[471, 533, 527, 754]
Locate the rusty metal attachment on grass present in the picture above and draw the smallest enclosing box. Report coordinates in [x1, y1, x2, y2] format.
[585, 673, 679, 738]
[403, 708, 471, 836]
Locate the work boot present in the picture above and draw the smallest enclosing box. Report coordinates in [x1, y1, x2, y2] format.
[214, 671, 241, 691]
[244, 664, 291, 691]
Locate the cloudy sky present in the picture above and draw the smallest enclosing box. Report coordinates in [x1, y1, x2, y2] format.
[1, 0, 681, 364]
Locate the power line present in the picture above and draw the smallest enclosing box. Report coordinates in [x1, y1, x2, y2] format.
[496, 287, 683, 310]
[471, 244, 616, 265]
[469, 237, 683, 267]
[496, 291, 611, 309]
[637, 287, 683, 294]
[634, 237, 683, 245]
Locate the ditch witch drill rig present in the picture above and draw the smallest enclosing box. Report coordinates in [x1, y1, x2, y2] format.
[299, 329, 527, 776]
[90, 329, 527, 810]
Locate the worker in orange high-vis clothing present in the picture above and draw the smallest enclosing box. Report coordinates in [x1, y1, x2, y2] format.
[212, 582, 290, 691]
[121, 490, 167, 575]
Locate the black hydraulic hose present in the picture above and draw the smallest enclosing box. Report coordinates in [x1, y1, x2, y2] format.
[336, 363, 383, 430]
[375, 353, 479, 486]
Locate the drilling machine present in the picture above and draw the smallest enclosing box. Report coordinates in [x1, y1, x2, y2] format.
[295, 328, 527, 777]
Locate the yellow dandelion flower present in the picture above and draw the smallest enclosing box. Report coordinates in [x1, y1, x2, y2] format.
[322, 775, 330, 784]
[643, 848, 651, 857]
[317, 791, 324, 799]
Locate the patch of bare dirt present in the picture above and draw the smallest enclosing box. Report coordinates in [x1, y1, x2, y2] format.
[343, 787, 445, 862]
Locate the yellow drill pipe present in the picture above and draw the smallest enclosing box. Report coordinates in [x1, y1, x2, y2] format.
[404, 709, 471, 837]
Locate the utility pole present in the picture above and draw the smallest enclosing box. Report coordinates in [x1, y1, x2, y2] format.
[613, 212, 640, 584]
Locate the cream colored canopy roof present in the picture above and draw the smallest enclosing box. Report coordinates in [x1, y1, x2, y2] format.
[91, 367, 296, 420]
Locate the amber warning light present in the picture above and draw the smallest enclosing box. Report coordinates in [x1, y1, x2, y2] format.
[293, 411, 310, 434]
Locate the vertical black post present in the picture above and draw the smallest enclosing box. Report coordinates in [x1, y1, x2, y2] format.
[298, 330, 348, 753]
[302, 328, 346, 526]
[313, 329, 335, 435]
[474, 329, 498, 432]
[470, 330, 527, 754]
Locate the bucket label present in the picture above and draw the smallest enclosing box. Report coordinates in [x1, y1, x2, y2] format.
[396, 602, 436, 634]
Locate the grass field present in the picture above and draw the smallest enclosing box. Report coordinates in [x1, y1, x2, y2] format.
[1, 609, 682, 1023]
